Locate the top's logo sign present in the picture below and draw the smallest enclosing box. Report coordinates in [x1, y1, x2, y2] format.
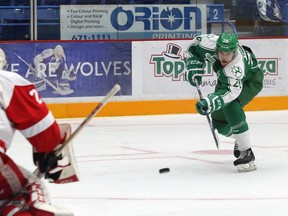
[110, 6, 202, 31]
[150, 43, 185, 81]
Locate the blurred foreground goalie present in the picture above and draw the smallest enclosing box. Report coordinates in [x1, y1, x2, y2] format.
[0, 68, 79, 214]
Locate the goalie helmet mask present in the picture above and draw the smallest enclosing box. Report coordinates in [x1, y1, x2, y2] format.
[54, 45, 64, 60]
[216, 32, 239, 53]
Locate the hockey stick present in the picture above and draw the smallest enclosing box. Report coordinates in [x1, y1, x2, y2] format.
[33, 83, 121, 177]
[0, 84, 121, 212]
[195, 80, 219, 149]
[14, 53, 74, 96]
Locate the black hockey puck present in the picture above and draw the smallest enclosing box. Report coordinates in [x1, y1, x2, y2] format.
[159, 168, 170, 174]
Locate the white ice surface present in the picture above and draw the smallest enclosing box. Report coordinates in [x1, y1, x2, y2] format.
[7, 110, 288, 216]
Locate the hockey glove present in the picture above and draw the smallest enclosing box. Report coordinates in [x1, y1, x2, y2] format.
[185, 57, 205, 87]
[196, 94, 224, 115]
[34, 150, 69, 181]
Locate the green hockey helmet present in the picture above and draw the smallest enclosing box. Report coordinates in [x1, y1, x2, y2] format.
[216, 32, 238, 52]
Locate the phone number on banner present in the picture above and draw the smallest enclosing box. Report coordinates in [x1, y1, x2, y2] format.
[72, 34, 112, 40]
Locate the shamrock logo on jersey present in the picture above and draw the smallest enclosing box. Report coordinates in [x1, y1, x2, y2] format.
[231, 65, 243, 78]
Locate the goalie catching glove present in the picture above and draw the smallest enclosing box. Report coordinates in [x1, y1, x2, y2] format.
[185, 57, 205, 87]
[196, 94, 225, 115]
[33, 123, 80, 184]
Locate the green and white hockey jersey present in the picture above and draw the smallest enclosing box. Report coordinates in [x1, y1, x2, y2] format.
[185, 34, 263, 107]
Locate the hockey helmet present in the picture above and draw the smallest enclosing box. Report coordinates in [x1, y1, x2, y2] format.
[216, 32, 238, 53]
[54, 45, 64, 59]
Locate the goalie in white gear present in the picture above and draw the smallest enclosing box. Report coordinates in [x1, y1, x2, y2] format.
[33, 45, 76, 95]
[0, 70, 80, 215]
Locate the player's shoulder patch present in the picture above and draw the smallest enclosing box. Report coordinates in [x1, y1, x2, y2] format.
[230, 65, 244, 79]
[223, 51, 245, 79]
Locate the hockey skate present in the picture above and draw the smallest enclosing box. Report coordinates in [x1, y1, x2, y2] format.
[233, 148, 257, 172]
[233, 142, 240, 158]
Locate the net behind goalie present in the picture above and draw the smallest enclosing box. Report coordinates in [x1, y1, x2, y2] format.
[0, 50, 79, 215]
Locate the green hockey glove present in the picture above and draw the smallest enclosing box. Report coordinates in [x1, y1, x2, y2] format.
[185, 57, 205, 87]
[196, 94, 224, 115]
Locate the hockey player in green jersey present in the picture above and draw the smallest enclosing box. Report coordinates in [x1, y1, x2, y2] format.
[184, 32, 264, 172]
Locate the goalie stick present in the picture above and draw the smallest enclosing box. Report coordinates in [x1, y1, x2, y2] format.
[195, 80, 219, 149]
[14, 53, 74, 96]
[33, 83, 121, 177]
[0, 84, 121, 212]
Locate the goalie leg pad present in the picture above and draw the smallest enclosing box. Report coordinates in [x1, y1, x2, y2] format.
[2, 204, 33, 216]
[0, 153, 27, 200]
[30, 202, 74, 216]
[1, 168, 74, 216]
[1, 189, 73, 216]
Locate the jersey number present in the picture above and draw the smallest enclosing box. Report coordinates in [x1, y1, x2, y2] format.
[233, 80, 241, 88]
[29, 89, 43, 104]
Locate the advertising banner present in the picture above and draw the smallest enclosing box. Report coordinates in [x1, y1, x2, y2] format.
[0, 38, 286, 103]
[60, 4, 207, 40]
[238, 39, 286, 96]
[2, 41, 132, 98]
[137, 38, 288, 99]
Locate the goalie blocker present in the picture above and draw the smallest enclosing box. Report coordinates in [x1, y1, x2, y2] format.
[33, 123, 80, 184]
